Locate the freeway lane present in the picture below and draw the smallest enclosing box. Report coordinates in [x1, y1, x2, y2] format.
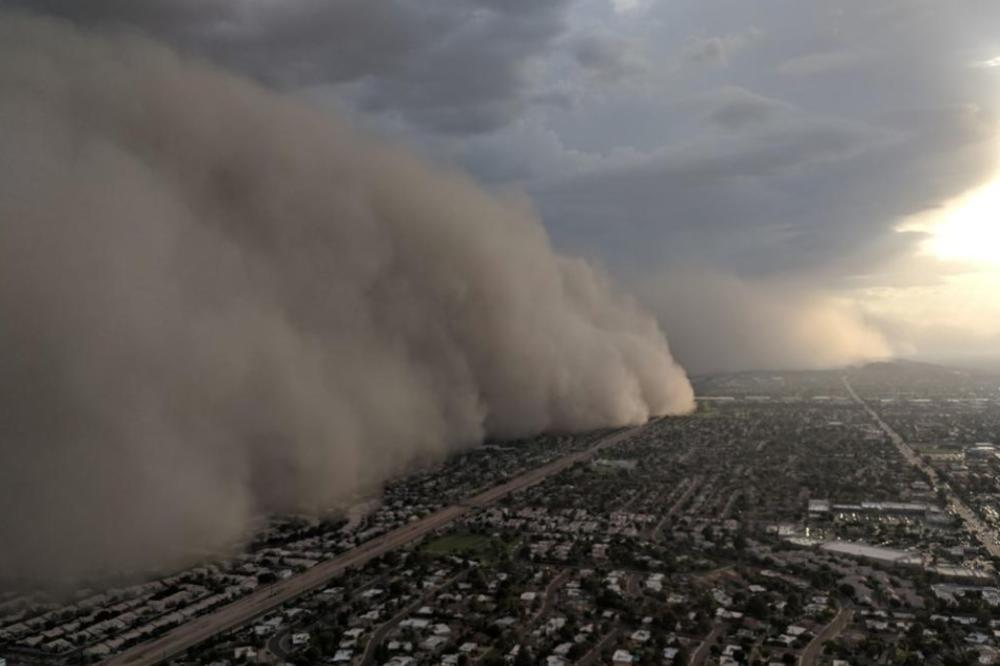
[102, 424, 643, 666]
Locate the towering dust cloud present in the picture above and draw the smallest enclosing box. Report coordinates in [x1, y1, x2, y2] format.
[0, 15, 693, 583]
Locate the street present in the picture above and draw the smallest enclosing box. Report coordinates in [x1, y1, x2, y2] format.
[843, 376, 1000, 559]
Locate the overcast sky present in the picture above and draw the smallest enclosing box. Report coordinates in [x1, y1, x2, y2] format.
[14, 0, 1000, 372]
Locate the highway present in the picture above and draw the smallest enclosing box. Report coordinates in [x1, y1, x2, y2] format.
[101, 424, 643, 666]
[842, 376, 1000, 559]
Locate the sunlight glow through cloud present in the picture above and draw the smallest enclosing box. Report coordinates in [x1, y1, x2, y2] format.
[925, 180, 1000, 267]
[879, 176, 1000, 351]
[974, 55, 1000, 68]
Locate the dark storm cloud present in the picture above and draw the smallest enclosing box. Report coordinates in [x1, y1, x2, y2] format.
[536, 100, 995, 373]
[7, 0, 575, 134]
[538, 114, 883, 272]
[526, 1, 1000, 373]
[529, 1, 1000, 282]
[0, 13, 693, 584]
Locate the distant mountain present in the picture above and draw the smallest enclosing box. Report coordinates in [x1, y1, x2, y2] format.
[855, 358, 998, 378]
[918, 355, 1000, 374]
[691, 357, 1000, 384]
[855, 358, 961, 375]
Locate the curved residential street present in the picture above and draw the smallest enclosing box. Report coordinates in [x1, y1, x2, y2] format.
[799, 606, 853, 666]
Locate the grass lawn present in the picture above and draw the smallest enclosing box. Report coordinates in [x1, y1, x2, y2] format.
[911, 443, 962, 455]
[423, 533, 493, 557]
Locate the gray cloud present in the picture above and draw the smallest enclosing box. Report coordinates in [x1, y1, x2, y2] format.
[701, 87, 792, 130]
[538, 98, 996, 283]
[778, 49, 866, 77]
[572, 34, 645, 82]
[0, 13, 693, 584]
[538, 115, 882, 272]
[680, 28, 761, 67]
[7, 0, 575, 134]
